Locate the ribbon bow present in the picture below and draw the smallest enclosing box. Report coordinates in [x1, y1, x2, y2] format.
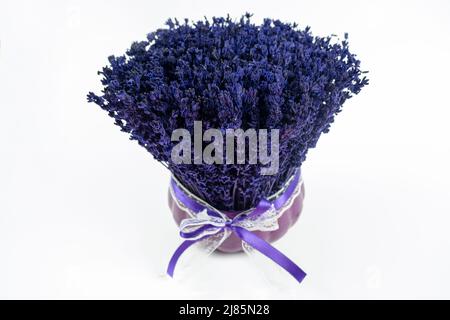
[167, 171, 307, 284]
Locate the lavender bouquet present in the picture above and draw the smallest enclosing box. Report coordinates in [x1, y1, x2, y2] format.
[88, 14, 367, 283]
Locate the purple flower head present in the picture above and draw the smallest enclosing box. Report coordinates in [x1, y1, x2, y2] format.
[88, 14, 368, 211]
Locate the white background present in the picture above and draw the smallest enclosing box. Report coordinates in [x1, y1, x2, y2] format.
[1, 0, 450, 299]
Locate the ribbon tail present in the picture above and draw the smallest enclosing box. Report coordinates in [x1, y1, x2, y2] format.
[167, 229, 230, 278]
[233, 226, 307, 284]
[166, 240, 197, 277]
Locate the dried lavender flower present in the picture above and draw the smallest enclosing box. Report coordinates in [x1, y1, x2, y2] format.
[88, 14, 368, 211]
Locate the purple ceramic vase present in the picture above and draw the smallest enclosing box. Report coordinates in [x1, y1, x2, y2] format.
[168, 182, 305, 253]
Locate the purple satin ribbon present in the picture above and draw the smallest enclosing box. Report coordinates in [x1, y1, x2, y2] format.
[167, 171, 306, 284]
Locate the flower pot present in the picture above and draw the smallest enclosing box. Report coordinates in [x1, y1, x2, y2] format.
[168, 181, 305, 253]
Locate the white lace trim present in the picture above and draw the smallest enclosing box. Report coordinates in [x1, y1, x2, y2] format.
[170, 172, 303, 230]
